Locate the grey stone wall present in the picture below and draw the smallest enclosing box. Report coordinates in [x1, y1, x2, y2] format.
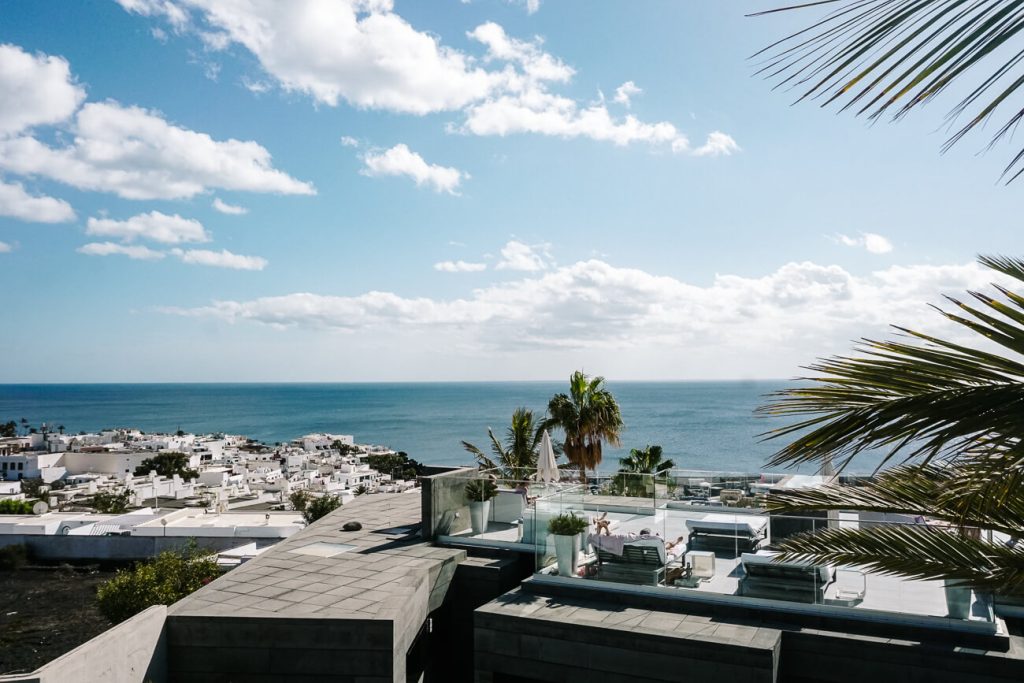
[474, 603, 781, 683]
[166, 614, 395, 682]
[0, 605, 167, 683]
[0, 534, 260, 561]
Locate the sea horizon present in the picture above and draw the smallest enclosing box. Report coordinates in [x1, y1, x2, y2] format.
[0, 380, 881, 474]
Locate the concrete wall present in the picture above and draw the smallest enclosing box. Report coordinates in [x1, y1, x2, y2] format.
[166, 615, 395, 682]
[0, 605, 167, 683]
[474, 605, 781, 683]
[779, 630, 1024, 683]
[0, 534, 261, 561]
[420, 467, 474, 539]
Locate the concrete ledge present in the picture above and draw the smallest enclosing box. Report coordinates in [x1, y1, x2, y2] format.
[0, 605, 167, 683]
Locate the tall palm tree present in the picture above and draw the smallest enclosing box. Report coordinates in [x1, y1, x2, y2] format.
[759, 255, 1024, 593]
[753, 1, 1024, 182]
[462, 407, 547, 482]
[615, 444, 676, 498]
[545, 371, 624, 483]
[619, 445, 675, 476]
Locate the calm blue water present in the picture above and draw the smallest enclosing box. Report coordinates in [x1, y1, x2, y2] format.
[0, 382, 883, 473]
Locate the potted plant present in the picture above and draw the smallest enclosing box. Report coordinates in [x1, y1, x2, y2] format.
[465, 478, 498, 534]
[547, 512, 588, 577]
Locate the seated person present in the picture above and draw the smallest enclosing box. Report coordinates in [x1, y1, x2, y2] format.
[636, 528, 686, 562]
[513, 481, 537, 504]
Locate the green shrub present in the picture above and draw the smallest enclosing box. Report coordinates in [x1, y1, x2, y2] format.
[96, 542, 219, 623]
[302, 494, 342, 525]
[288, 489, 310, 512]
[92, 489, 131, 514]
[465, 478, 497, 502]
[0, 499, 35, 515]
[0, 544, 28, 569]
[547, 513, 588, 536]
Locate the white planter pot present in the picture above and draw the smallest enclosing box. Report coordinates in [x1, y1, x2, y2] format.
[944, 580, 972, 620]
[469, 500, 491, 535]
[554, 533, 581, 577]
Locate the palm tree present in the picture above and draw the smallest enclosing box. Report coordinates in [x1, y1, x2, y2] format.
[615, 445, 676, 498]
[462, 407, 547, 482]
[753, 1, 1024, 182]
[619, 445, 675, 476]
[759, 255, 1024, 593]
[545, 371, 624, 483]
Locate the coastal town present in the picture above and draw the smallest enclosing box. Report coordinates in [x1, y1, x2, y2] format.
[0, 423, 419, 560]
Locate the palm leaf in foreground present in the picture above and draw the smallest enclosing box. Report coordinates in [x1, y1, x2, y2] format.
[774, 525, 1024, 594]
[752, 0, 1024, 182]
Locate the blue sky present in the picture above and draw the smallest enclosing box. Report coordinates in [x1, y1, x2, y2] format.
[0, 0, 1020, 382]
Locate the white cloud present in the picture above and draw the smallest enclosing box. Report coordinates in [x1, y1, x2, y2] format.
[0, 44, 86, 136]
[434, 260, 487, 272]
[115, 4, 736, 155]
[129, 0, 499, 114]
[496, 240, 552, 271]
[77, 241, 166, 260]
[114, 0, 190, 29]
[0, 101, 314, 200]
[212, 197, 248, 215]
[86, 211, 210, 244]
[361, 144, 467, 194]
[836, 232, 894, 254]
[340, 136, 360, 148]
[613, 81, 641, 108]
[0, 179, 75, 223]
[0, 241, 12, 253]
[241, 76, 271, 94]
[693, 131, 740, 157]
[171, 248, 267, 270]
[165, 261, 1003, 362]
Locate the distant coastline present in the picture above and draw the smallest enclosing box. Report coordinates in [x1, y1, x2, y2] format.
[0, 381, 877, 473]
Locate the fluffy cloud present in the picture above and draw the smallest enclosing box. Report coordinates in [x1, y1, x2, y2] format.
[171, 248, 267, 270]
[339, 136, 360, 148]
[0, 101, 314, 200]
[434, 260, 487, 273]
[613, 81, 641, 108]
[166, 260, 1004, 358]
[86, 211, 210, 244]
[496, 240, 552, 271]
[837, 232, 894, 254]
[0, 179, 75, 223]
[122, 0, 498, 114]
[116, 4, 735, 155]
[0, 44, 85, 136]
[361, 144, 467, 194]
[0, 241, 12, 253]
[77, 241, 166, 260]
[212, 197, 248, 215]
[460, 25, 735, 154]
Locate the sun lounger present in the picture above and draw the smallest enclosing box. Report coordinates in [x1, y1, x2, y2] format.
[594, 538, 672, 586]
[739, 550, 833, 603]
[685, 514, 768, 551]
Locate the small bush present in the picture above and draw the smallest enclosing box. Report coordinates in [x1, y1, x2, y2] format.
[91, 489, 131, 514]
[547, 513, 588, 536]
[465, 478, 497, 502]
[302, 494, 342, 525]
[96, 542, 219, 623]
[0, 544, 28, 569]
[0, 499, 35, 515]
[288, 489, 310, 512]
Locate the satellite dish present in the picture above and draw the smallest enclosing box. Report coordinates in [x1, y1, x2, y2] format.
[32, 501, 49, 515]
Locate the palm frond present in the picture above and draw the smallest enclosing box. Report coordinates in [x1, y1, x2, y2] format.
[760, 256, 1024, 471]
[774, 524, 1024, 593]
[767, 463, 1024, 535]
[752, 0, 1024, 182]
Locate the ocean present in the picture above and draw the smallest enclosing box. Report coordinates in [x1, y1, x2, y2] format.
[0, 382, 885, 474]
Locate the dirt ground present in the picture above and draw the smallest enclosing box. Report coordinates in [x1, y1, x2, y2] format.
[0, 565, 116, 675]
